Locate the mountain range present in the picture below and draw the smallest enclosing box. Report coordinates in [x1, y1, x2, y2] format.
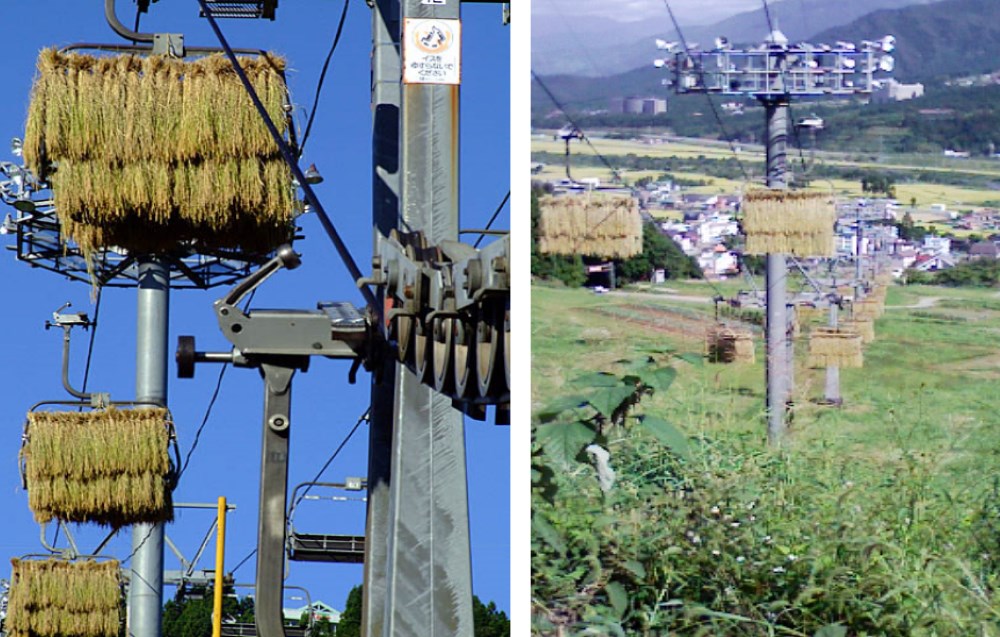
[534, 0, 1000, 115]
[532, 0, 938, 77]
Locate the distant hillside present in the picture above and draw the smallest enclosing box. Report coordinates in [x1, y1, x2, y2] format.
[532, 0, 937, 77]
[810, 0, 1000, 82]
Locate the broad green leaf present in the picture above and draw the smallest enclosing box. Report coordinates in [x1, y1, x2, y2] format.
[570, 371, 621, 388]
[536, 394, 589, 423]
[589, 385, 637, 420]
[532, 515, 566, 552]
[622, 560, 646, 579]
[639, 415, 690, 458]
[814, 625, 848, 637]
[637, 366, 677, 392]
[535, 421, 596, 466]
[605, 581, 629, 619]
[626, 356, 656, 370]
[676, 352, 705, 366]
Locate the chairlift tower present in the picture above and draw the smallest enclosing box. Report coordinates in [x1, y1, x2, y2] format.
[656, 30, 894, 444]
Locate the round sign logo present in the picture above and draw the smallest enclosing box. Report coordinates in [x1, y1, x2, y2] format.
[412, 21, 453, 54]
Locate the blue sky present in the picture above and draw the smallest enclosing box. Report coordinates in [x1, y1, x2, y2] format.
[0, 0, 509, 615]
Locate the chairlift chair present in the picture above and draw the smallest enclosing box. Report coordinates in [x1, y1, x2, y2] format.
[285, 481, 367, 564]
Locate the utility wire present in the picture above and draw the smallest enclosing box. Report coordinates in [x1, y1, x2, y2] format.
[230, 407, 369, 578]
[473, 191, 510, 248]
[290, 408, 369, 512]
[298, 0, 351, 157]
[660, 0, 752, 183]
[531, 71, 623, 183]
[176, 290, 256, 483]
[759, 0, 811, 182]
[79, 288, 103, 397]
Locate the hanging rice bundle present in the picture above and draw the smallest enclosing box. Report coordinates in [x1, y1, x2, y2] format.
[21, 408, 174, 527]
[741, 189, 836, 257]
[536, 193, 643, 259]
[7, 558, 121, 637]
[808, 327, 863, 368]
[840, 318, 875, 344]
[796, 305, 827, 324]
[853, 297, 884, 320]
[23, 49, 296, 259]
[706, 325, 755, 364]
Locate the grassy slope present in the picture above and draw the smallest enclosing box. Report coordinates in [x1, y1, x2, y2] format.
[533, 282, 1000, 474]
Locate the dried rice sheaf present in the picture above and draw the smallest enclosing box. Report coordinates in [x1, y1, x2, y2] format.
[536, 193, 643, 259]
[807, 327, 863, 369]
[741, 189, 836, 257]
[706, 325, 755, 364]
[7, 558, 121, 637]
[23, 49, 296, 258]
[21, 408, 174, 527]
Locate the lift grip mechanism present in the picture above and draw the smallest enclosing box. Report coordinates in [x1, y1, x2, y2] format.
[176, 244, 375, 382]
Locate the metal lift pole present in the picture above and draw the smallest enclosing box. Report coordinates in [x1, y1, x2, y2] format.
[763, 97, 790, 446]
[824, 299, 841, 404]
[130, 256, 169, 637]
[379, 0, 475, 633]
[365, 0, 401, 633]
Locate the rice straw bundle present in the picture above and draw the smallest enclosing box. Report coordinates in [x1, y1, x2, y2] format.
[536, 193, 643, 258]
[853, 297, 884, 320]
[808, 327, 863, 368]
[741, 189, 836, 256]
[796, 305, 827, 324]
[7, 558, 121, 637]
[840, 318, 875, 343]
[23, 49, 296, 258]
[706, 325, 755, 364]
[21, 408, 173, 527]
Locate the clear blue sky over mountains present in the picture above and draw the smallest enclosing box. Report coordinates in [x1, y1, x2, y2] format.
[0, 0, 509, 614]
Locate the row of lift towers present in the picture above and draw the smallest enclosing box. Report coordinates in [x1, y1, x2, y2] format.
[654, 27, 897, 444]
[0, 1, 510, 637]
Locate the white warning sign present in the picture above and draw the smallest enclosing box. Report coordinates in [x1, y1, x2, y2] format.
[403, 18, 461, 85]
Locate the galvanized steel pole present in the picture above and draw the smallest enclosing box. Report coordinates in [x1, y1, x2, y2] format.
[129, 256, 169, 637]
[382, 0, 474, 634]
[763, 98, 790, 446]
[365, 0, 401, 634]
[824, 301, 841, 405]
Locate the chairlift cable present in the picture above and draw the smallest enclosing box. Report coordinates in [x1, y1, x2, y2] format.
[660, 0, 752, 182]
[289, 407, 370, 513]
[759, 0, 811, 181]
[297, 0, 351, 157]
[196, 0, 377, 311]
[473, 191, 510, 249]
[79, 288, 103, 400]
[531, 71, 624, 183]
[176, 291, 256, 483]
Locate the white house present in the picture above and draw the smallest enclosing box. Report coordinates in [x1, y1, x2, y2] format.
[922, 236, 951, 255]
[283, 601, 342, 627]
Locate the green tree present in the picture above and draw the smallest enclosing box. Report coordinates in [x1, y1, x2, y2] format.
[163, 587, 254, 637]
[337, 586, 509, 637]
[472, 596, 510, 637]
[336, 586, 362, 637]
[617, 222, 701, 284]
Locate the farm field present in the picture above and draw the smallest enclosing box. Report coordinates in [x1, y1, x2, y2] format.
[531, 281, 1000, 635]
[531, 136, 1000, 210]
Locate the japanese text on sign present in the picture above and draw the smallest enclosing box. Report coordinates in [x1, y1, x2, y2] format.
[403, 18, 461, 85]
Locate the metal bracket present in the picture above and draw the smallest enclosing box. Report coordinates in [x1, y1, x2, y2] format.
[152, 33, 185, 57]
